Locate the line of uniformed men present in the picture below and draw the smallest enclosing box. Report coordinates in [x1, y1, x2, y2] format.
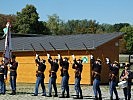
[32, 54, 83, 99]
[32, 54, 132, 100]
[0, 54, 132, 100]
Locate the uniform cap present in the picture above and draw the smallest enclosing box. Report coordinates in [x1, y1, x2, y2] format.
[64, 57, 68, 60]
[42, 59, 46, 63]
[77, 59, 83, 63]
[114, 61, 119, 64]
[96, 58, 101, 62]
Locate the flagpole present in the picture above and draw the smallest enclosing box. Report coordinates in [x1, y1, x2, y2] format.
[3, 21, 12, 64]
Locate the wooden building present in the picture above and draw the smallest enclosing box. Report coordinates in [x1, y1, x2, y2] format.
[0, 32, 124, 84]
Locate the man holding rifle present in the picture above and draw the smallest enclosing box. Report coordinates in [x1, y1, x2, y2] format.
[32, 54, 46, 96]
[91, 55, 102, 100]
[58, 54, 70, 98]
[72, 54, 83, 99]
[47, 53, 59, 97]
[106, 58, 119, 100]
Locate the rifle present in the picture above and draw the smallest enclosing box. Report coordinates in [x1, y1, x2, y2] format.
[49, 42, 59, 55]
[30, 43, 37, 66]
[82, 42, 90, 54]
[49, 42, 56, 51]
[30, 43, 37, 54]
[65, 42, 71, 55]
[39, 43, 48, 54]
[65, 43, 70, 51]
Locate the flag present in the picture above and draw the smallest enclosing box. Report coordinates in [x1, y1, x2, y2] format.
[3, 22, 12, 64]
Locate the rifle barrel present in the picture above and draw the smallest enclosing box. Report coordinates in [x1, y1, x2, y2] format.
[40, 43, 47, 53]
[49, 42, 56, 51]
[30, 43, 36, 53]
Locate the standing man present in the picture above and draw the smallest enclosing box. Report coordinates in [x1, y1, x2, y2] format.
[72, 55, 83, 99]
[9, 55, 18, 95]
[58, 54, 70, 98]
[47, 54, 59, 97]
[120, 63, 132, 100]
[106, 58, 119, 100]
[91, 55, 102, 100]
[0, 60, 6, 94]
[32, 54, 46, 96]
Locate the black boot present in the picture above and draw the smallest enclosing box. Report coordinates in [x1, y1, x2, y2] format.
[59, 93, 65, 98]
[99, 97, 102, 100]
[94, 96, 98, 100]
[116, 96, 119, 100]
[46, 93, 52, 97]
[10, 90, 16, 95]
[53, 93, 58, 97]
[66, 93, 70, 98]
[73, 95, 79, 99]
[79, 95, 83, 99]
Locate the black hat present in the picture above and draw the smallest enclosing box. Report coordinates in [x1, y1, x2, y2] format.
[54, 59, 58, 62]
[77, 59, 83, 63]
[11, 55, 16, 58]
[64, 57, 68, 60]
[77, 59, 81, 61]
[42, 59, 46, 63]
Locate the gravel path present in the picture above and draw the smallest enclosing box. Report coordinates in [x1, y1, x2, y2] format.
[0, 83, 132, 100]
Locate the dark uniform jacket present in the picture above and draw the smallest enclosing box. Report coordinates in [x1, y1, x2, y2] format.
[35, 59, 46, 78]
[59, 57, 69, 77]
[91, 59, 102, 80]
[108, 64, 119, 81]
[48, 58, 59, 78]
[72, 59, 83, 78]
[10, 61, 18, 76]
[0, 64, 5, 81]
[120, 70, 132, 83]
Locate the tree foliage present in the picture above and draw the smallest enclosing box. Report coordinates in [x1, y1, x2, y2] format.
[120, 26, 133, 53]
[15, 4, 50, 34]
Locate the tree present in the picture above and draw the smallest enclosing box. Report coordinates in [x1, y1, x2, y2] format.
[87, 20, 99, 33]
[98, 24, 114, 33]
[113, 23, 130, 32]
[46, 14, 61, 35]
[15, 4, 41, 34]
[120, 26, 133, 53]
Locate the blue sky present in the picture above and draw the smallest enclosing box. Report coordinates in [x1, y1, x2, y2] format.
[0, 0, 133, 24]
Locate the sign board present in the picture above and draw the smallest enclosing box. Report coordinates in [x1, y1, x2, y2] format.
[81, 56, 88, 63]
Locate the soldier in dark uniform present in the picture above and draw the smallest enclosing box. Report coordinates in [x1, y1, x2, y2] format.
[58, 54, 70, 98]
[90, 55, 102, 100]
[47, 54, 59, 97]
[0, 60, 5, 94]
[106, 58, 119, 100]
[120, 63, 132, 100]
[9, 55, 18, 95]
[32, 54, 46, 96]
[72, 55, 83, 99]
